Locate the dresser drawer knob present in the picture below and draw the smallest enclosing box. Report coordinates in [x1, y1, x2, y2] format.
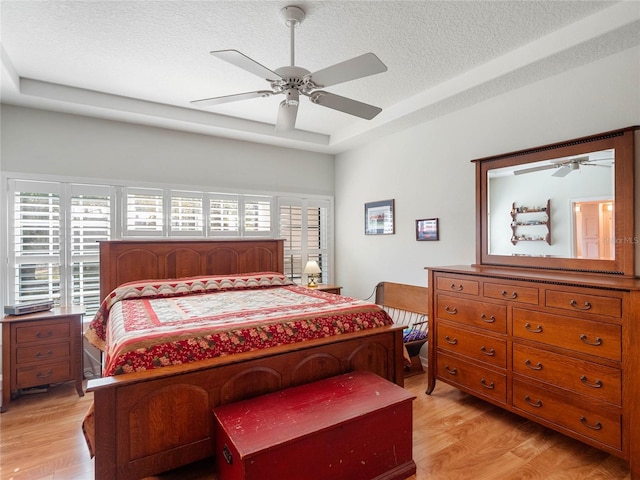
[480, 346, 495, 356]
[449, 283, 463, 291]
[525, 359, 543, 370]
[444, 335, 458, 345]
[524, 395, 542, 408]
[36, 330, 53, 339]
[570, 299, 592, 310]
[580, 334, 602, 346]
[524, 323, 543, 333]
[580, 375, 603, 389]
[444, 365, 458, 375]
[35, 350, 53, 359]
[480, 378, 495, 389]
[501, 290, 518, 299]
[480, 313, 496, 323]
[580, 416, 602, 430]
[36, 370, 53, 379]
[444, 306, 458, 315]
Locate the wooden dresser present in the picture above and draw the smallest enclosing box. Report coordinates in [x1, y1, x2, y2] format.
[426, 265, 640, 478]
[1, 306, 85, 412]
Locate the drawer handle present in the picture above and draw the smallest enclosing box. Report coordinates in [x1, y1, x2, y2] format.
[35, 350, 53, 359]
[570, 300, 592, 311]
[444, 335, 458, 345]
[580, 416, 602, 430]
[480, 378, 495, 389]
[525, 359, 543, 370]
[36, 330, 54, 339]
[524, 323, 543, 333]
[580, 334, 602, 346]
[444, 365, 458, 375]
[444, 306, 458, 315]
[524, 395, 542, 408]
[480, 346, 495, 356]
[580, 375, 603, 389]
[36, 370, 53, 379]
[480, 313, 496, 323]
[501, 290, 518, 299]
[450, 283, 463, 291]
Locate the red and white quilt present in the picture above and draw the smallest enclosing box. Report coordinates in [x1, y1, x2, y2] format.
[85, 272, 393, 376]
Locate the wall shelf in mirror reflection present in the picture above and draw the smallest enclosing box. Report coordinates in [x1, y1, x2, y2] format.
[474, 126, 638, 276]
[510, 200, 551, 245]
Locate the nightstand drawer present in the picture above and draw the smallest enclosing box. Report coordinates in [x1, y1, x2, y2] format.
[15, 321, 70, 344]
[16, 342, 71, 365]
[16, 361, 72, 388]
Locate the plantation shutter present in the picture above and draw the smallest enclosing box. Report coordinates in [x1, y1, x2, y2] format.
[8, 180, 62, 305]
[69, 184, 112, 312]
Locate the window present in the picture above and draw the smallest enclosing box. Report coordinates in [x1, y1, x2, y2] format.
[125, 188, 163, 235]
[4, 177, 331, 317]
[171, 191, 204, 235]
[9, 180, 62, 305]
[279, 198, 331, 284]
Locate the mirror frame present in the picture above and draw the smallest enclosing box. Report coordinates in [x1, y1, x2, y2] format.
[474, 126, 637, 277]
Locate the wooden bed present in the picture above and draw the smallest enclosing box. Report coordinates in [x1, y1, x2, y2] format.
[86, 239, 405, 480]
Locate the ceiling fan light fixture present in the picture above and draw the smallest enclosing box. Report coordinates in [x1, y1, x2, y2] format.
[191, 4, 387, 131]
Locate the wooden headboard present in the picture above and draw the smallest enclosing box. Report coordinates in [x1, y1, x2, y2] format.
[99, 239, 285, 300]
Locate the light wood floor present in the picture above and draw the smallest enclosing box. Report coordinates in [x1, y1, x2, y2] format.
[0, 373, 631, 480]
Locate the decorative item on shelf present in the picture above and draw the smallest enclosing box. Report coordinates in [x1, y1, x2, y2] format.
[303, 260, 321, 288]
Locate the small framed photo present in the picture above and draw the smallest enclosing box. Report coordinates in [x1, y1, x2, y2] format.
[365, 199, 395, 235]
[416, 218, 439, 241]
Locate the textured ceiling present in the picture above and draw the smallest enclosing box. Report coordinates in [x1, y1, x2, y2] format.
[1, 1, 639, 153]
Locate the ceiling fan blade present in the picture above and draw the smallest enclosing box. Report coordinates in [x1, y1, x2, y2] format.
[307, 53, 387, 88]
[513, 164, 555, 175]
[275, 100, 299, 132]
[211, 49, 282, 81]
[308, 91, 382, 120]
[191, 90, 274, 107]
[552, 165, 572, 177]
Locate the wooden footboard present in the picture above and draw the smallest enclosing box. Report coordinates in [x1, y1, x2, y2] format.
[87, 326, 404, 480]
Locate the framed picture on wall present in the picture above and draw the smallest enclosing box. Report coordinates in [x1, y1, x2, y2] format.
[365, 199, 395, 235]
[416, 218, 439, 241]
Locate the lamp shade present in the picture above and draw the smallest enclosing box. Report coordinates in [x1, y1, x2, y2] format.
[303, 260, 321, 274]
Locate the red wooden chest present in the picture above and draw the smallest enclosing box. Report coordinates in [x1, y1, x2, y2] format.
[213, 371, 416, 480]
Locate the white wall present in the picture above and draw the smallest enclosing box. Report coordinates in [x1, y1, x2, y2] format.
[0, 105, 335, 196]
[335, 46, 640, 299]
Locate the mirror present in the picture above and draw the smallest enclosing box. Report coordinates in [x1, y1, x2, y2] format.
[475, 127, 636, 276]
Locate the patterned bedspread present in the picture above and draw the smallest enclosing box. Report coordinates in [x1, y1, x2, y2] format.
[85, 272, 394, 376]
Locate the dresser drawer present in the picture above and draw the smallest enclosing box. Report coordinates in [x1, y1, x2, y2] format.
[15, 321, 70, 344]
[545, 289, 622, 318]
[513, 379, 621, 450]
[437, 353, 506, 404]
[512, 308, 621, 361]
[483, 282, 539, 305]
[435, 276, 479, 296]
[512, 344, 621, 405]
[437, 322, 506, 368]
[16, 342, 71, 365]
[437, 294, 507, 333]
[16, 361, 72, 389]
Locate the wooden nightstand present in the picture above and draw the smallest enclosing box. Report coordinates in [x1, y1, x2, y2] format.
[1, 306, 85, 412]
[313, 284, 342, 295]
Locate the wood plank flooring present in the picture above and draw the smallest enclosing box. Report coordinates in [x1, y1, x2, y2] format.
[0, 373, 631, 479]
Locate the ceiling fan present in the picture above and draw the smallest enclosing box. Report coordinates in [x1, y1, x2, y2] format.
[514, 155, 613, 178]
[191, 5, 388, 131]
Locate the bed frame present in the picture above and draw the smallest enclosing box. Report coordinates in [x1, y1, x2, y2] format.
[86, 239, 405, 480]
